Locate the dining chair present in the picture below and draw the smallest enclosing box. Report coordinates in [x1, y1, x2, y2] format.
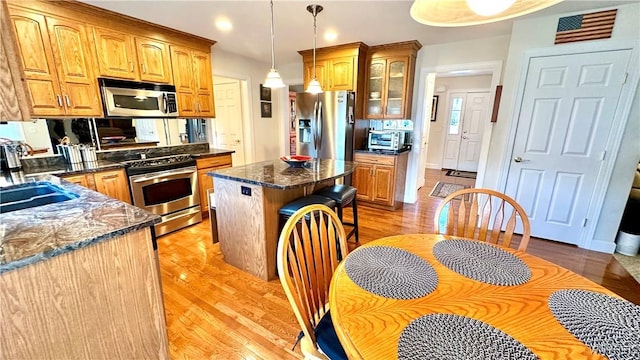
[433, 188, 531, 251]
[277, 204, 348, 360]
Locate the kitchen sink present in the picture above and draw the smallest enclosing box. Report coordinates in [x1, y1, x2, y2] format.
[0, 182, 79, 214]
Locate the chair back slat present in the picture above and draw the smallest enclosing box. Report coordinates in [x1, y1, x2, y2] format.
[433, 188, 531, 251]
[277, 204, 349, 354]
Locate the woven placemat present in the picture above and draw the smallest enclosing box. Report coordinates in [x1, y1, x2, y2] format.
[344, 246, 438, 300]
[398, 313, 538, 360]
[432, 239, 531, 286]
[548, 289, 640, 359]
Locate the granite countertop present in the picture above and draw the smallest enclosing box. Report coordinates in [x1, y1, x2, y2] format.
[208, 158, 356, 190]
[0, 175, 160, 274]
[191, 149, 235, 158]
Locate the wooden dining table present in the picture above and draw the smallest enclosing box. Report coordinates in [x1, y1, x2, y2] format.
[329, 234, 636, 360]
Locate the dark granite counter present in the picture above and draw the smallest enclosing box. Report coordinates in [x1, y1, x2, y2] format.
[208, 158, 356, 190]
[0, 175, 160, 274]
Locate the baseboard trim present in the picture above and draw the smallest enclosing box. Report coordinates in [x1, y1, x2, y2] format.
[584, 239, 617, 254]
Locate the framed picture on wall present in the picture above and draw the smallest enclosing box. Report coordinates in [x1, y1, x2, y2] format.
[431, 95, 439, 121]
[261, 101, 272, 118]
[260, 84, 271, 101]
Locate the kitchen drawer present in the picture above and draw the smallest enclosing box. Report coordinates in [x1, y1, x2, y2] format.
[354, 153, 396, 166]
[196, 154, 232, 169]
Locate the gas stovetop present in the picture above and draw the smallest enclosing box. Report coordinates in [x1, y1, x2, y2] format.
[124, 154, 196, 176]
[124, 154, 194, 168]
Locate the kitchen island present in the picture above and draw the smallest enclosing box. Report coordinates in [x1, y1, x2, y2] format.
[0, 175, 169, 359]
[209, 159, 356, 280]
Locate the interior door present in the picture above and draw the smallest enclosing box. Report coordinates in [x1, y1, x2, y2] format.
[504, 49, 631, 243]
[457, 92, 489, 172]
[213, 80, 245, 165]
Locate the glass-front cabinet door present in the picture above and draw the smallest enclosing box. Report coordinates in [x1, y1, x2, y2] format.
[385, 59, 406, 118]
[365, 56, 410, 119]
[366, 60, 385, 117]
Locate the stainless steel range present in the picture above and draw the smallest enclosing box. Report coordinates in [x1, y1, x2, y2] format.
[125, 154, 201, 236]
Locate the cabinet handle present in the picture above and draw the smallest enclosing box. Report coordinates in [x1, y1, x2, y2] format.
[64, 95, 71, 107]
[141, 63, 146, 74]
[56, 95, 63, 107]
[129, 61, 134, 72]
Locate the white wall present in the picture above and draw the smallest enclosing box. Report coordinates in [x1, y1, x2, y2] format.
[211, 48, 287, 162]
[486, 3, 640, 251]
[426, 75, 493, 168]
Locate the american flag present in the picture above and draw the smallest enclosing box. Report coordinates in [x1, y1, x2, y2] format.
[555, 9, 617, 44]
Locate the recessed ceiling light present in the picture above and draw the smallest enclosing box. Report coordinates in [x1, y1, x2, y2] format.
[215, 18, 232, 32]
[324, 29, 337, 42]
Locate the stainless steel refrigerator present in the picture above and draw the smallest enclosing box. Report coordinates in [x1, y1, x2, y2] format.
[295, 91, 355, 161]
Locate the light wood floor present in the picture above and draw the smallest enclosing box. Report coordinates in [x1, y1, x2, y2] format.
[158, 169, 640, 359]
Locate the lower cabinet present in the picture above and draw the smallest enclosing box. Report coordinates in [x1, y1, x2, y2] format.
[353, 152, 408, 210]
[62, 168, 131, 204]
[196, 154, 232, 216]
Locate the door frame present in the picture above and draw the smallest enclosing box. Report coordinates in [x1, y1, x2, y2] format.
[499, 39, 640, 251]
[440, 89, 491, 171]
[212, 73, 255, 164]
[407, 60, 503, 203]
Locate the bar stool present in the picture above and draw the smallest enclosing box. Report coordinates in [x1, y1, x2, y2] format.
[279, 195, 337, 231]
[314, 185, 359, 243]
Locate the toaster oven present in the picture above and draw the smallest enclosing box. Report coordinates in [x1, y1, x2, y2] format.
[368, 130, 406, 151]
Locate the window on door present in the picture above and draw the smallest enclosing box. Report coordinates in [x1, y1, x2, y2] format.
[448, 97, 464, 135]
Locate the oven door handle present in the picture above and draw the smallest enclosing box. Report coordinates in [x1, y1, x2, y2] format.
[132, 168, 195, 183]
[162, 207, 201, 222]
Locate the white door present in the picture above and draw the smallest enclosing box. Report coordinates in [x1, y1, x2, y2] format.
[458, 92, 489, 172]
[214, 80, 245, 165]
[441, 91, 489, 171]
[505, 49, 631, 244]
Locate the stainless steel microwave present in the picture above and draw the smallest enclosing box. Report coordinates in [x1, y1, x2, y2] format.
[368, 130, 406, 151]
[98, 78, 179, 118]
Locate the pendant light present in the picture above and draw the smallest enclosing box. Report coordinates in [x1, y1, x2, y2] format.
[264, 0, 285, 88]
[305, 4, 323, 94]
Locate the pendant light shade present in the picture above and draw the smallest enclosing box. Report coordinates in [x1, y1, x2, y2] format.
[264, 0, 285, 88]
[410, 0, 562, 27]
[305, 4, 323, 94]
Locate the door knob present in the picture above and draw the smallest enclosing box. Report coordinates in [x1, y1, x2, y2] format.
[513, 156, 525, 163]
[462, 136, 469, 140]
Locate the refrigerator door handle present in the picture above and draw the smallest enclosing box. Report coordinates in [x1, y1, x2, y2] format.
[312, 101, 319, 151]
[316, 101, 323, 153]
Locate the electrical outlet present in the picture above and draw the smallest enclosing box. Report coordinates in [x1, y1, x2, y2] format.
[241, 186, 251, 196]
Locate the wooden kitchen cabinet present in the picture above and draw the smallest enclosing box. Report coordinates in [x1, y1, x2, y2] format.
[62, 169, 131, 204]
[299, 42, 367, 92]
[136, 37, 172, 84]
[92, 26, 138, 80]
[0, 0, 31, 121]
[170, 45, 215, 117]
[8, 7, 101, 117]
[94, 169, 132, 204]
[364, 41, 421, 119]
[196, 154, 232, 216]
[353, 152, 408, 210]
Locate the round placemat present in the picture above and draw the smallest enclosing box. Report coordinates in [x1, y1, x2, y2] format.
[344, 246, 438, 299]
[432, 239, 531, 286]
[548, 289, 640, 359]
[398, 313, 538, 360]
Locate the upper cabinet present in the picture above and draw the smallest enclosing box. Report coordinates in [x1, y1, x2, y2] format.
[6, 0, 216, 120]
[364, 41, 421, 119]
[0, 0, 31, 120]
[299, 42, 367, 92]
[135, 37, 172, 84]
[9, 7, 101, 117]
[92, 27, 138, 80]
[170, 45, 215, 117]
[94, 28, 172, 84]
[299, 42, 368, 118]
